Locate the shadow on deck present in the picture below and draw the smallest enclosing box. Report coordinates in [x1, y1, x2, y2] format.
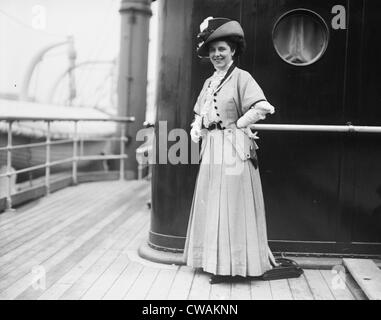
[0, 180, 367, 300]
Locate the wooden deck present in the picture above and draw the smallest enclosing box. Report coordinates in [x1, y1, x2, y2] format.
[0, 180, 367, 300]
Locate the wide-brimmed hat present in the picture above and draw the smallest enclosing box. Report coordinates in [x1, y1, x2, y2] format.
[196, 17, 245, 58]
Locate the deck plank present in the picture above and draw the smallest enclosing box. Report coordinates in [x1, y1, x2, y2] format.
[0, 183, 78, 227]
[1, 179, 363, 301]
[80, 253, 132, 300]
[209, 282, 231, 300]
[0, 186, 124, 289]
[38, 212, 148, 300]
[167, 266, 195, 300]
[123, 266, 160, 300]
[80, 220, 150, 300]
[250, 280, 272, 300]
[320, 269, 355, 300]
[102, 261, 144, 300]
[0, 188, 76, 234]
[0, 183, 128, 269]
[0, 183, 144, 290]
[0, 183, 149, 299]
[269, 279, 293, 300]
[0, 180, 76, 226]
[17, 212, 145, 300]
[230, 281, 251, 300]
[0, 186, 98, 236]
[0, 184, 108, 255]
[145, 268, 180, 300]
[57, 234, 146, 300]
[303, 269, 335, 300]
[343, 258, 381, 300]
[287, 274, 314, 300]
[50, 211, 149, 300]
[188, 269, 211, 300]
[339, 270, 367, 300]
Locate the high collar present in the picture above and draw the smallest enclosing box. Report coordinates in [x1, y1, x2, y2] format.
[214, 60, 234, 76]
[212, 63, 237, 93]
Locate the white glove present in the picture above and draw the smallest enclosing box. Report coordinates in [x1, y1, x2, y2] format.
[190, 127, 202, 143]
[190, 114, 202, 143]
[236, 101, 275, 128]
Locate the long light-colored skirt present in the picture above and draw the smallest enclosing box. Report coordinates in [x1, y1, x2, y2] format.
[183, 129, 274, 277]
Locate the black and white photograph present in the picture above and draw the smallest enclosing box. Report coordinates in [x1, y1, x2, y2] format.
[0, 0, 380, 307]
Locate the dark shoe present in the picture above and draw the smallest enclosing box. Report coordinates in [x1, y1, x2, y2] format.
[248, 275, 263, 281]
[209, 275, 231, 284]
[209, 275, 248, 284]
[261, 258, 304, 280]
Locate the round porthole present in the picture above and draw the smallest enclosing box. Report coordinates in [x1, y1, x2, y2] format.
[272, 9, 329, 66]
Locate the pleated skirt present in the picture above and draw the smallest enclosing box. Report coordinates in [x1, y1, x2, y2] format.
[183, 129, 273, 277]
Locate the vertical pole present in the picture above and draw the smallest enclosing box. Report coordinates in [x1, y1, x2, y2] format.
[72, 121, 78, 185]
[138, 0, 195, 264]
[45, 121, 51, 195]
[119, 123, 126, 180]
[6, 121, 14, 211]
[80, 138, 84, 157]
[138, 163, 143, 180]
[117, 0, 152, 179]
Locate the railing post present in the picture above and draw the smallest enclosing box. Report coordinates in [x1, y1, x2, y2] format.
[72, 120, 78, 185]
[119, 123, 126, 181]
[45, 121, 51, 195]
[137, 163, 143, 180]
[6, 121, 14, 211]
[80, 138, 84, 157]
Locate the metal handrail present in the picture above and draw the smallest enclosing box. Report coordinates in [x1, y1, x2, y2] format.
[249, 123, 381, 133]
[0, 141, 47, 151]
[0, 137, 126, 151]
[0, 116, 134, 122]
[0, 116, 135, 211]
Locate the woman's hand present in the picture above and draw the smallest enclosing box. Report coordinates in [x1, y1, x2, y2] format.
[190, 127, 202, 143]
[242, 127, 259, 140]
[190, 114, 203, 143]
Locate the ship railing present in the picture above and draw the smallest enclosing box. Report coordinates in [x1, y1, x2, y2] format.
[248, 123, 381, 133]
[132, 122, 381, 180]
[136, 122, 154, 180]
[0, 116, 134, 211]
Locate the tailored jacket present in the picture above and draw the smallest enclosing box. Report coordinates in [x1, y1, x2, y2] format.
[194, 67, 269, 161]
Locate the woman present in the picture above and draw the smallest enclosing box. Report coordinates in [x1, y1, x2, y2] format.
[183, 17, 278, 284]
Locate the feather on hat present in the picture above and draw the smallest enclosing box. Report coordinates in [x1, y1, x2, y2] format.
[196, 17, 244, 58]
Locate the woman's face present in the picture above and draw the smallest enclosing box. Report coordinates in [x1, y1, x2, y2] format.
[208, 40, 235, 71]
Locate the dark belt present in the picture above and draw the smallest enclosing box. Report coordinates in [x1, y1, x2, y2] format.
[207, 122, 223, 131]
